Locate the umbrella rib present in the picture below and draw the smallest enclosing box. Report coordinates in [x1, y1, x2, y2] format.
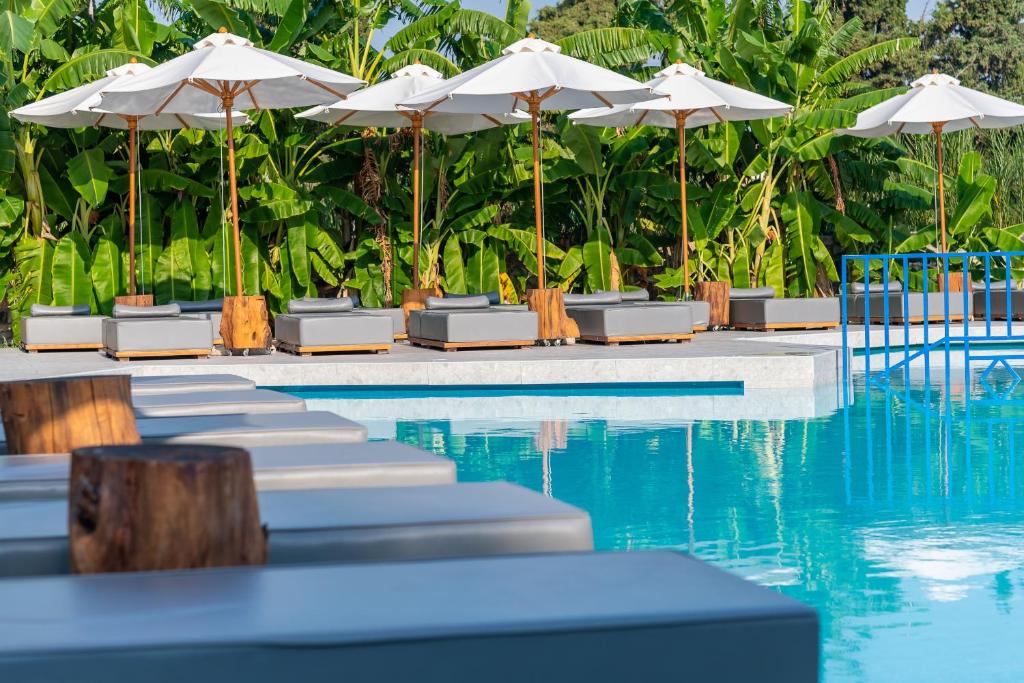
[94, 112, 108, 128]
[895, 122, 906, 135]
[969, 116, 982, 129]
[708, 107, 726, 124]
[635, 110, 649, 126]
[591, 91, 613, 108]
[306, 78, 349, 100]
[332, 110, 358, 127]
[155, 80, 191, 116]
[482, 114, 503, 127]
[174, 113, 190, 129]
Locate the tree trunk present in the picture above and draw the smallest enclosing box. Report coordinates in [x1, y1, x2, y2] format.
[527, 288, 579, 341]
[695, 281, 731, 328]
[69, 444, 267, 574]
[221, 295, 271, 352]
[0, 375, 140, 455]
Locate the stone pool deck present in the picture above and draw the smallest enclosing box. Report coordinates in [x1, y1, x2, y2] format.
[0, 330, 844, 390]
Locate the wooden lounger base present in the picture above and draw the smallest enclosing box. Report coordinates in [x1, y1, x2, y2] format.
[408, 337, 535, 352]
[104, 348, 212, 362]
[733, 322, 840, 332]
[275, 341, 390, 356]
[849, 315, 965, 325]
[692, 325, 708, 333]
[22, 343, 103, 353]
[579, 333, 694, 346]
[394, 333, 408, 341]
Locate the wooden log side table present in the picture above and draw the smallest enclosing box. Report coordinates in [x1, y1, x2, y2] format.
[695, 281, 730, 329]
[526, 288, 578, 341]
[114, 294, 154, 307]
[220, 295, 272, 353]
[402, 286, 442, 330]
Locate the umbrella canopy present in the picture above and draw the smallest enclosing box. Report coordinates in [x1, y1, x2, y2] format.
[838, 72, 1024, 251]
[94, 29, 364, 324]
[400, 37, 657, 291]
[570, 62, 792, 296]
[297, 63, 526, 288]
[11, 60, 248, 298]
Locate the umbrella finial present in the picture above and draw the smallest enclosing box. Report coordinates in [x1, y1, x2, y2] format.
[219, 26, 227, 33]
[675, 58, 682, 64]
[414, 58, 421, 64]
[932, 67, 938, 74]
[528, 32, 536, 38]
[129, 57, 137, 63]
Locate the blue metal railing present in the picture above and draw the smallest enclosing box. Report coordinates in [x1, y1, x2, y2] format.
[841, 252, 1024, 404]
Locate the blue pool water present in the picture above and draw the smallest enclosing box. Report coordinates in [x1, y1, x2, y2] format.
[294, 377, 1024, 683]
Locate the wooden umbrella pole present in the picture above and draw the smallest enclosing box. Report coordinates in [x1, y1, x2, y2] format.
[127, 116, 138, 295]
[933, 121, 948, 253]
[412, 114, 422, 289]
[529, 95, 545, 290]
[676, 111, 690, 298]
[224, 92, 244, 296]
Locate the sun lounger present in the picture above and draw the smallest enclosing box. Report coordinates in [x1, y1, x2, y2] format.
[564, 292, 693, 345]
[846, 281, 966, 324]
[170, 298, 224, 344]
[129, 373, 256, 395]
[20, 304, 106, 352]
[0, 482, 592, 577]
[729, 287, 840, 331]
[275, 298, 392, 355]
[102, 303, 214, 361]
[0, 441, 456, 501]
[348, 292, 408, 339]
[135, 410, 368, 446]
[972, 280, 1024, 321]
[409, 296, 537, 351]
[0, 551, 819, 682]
[132, 388, 306, 418]
[599, 289, 711, 331]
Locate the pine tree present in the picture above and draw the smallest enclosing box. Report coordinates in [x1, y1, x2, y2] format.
[833, 0, 918, 87]
[530, 0, 617, 42]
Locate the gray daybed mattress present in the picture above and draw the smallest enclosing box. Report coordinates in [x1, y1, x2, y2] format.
[0, 551, 818, 683]
[103, 304, 214, 359]
[130, 373, 257, 396]
[20, 305, 106, 351]
[171, 299, 224, 343]
[131, 389, 306, 418]
[275, 298, 393, 354]
[602, 289, 711, 329]
[0, 482, 592, 577]
[135, 411, 368, 446]
[729, 287, 840, 330]
[846, 282, 966, 323]
[0, 442, 456, 500]
[409, 296, 537, 350]
[972, 281, 1024, 320]
[565, 292, 693, 343]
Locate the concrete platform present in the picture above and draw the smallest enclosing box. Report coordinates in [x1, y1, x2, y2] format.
[0, 331, 842, 390]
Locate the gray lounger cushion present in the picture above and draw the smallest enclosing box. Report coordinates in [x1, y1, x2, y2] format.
[0, 482, 592, 577]
[170, 298, 223, 312]
[973, 287, 1024, 318]
[358, 307, 406, 335]
[113, 303, 181, 318]
[848, 281, 902, 294]
[731, 297, 840, 326]
[135, 410, 367, 446]
[447, 291, 501, 305]
[29, 304, 90, 317]
[608, 289, 650, 302]
[287, 297, 355, 314]
[21, 313, 105, 347]
[131, 389, 306, 418]
[130, 374, 256, 396]
[425, 295, 490, 310]
[103, 316, 214, 352]
[847, 290, 966, 320]
[275, 312, 392, 347]
[729, 287, 776, 300]
[411, 308, 537, 343]
[0, 552, 819, 683]
[564, 292, 622, 306]
[567, 303, 692, 338]
[0, 442, 455, 501]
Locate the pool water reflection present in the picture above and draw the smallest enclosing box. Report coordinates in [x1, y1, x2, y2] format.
[302, 376, 1024, 683]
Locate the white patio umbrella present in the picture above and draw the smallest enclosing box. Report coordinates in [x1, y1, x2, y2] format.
[298, 62, 526, 289]
[838, 71, 1024, 252]
[96, 28, 364, 300]
[570, 61, 792, 296]
[400, 36, 658, 289]
[11, 60, 247, 298]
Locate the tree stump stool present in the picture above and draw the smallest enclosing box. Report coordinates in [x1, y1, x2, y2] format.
[0, 375, 140, 455]
[695, 281, 730, 329]
[221, 295, 272, 353]
[402, 286, 442, 331]
[527, 288, 579, 341]
[69, 444, 267, 574]
[114, 294, 154, 307]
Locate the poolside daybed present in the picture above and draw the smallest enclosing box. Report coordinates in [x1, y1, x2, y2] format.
[275, 298, 392, 356]
[599, 289, 711, 331]
[170, 298, 224, 344]
[0, 551, 818, 682]
[846, 281, 966, 325]
[0, 441, 457, 500]
[102, 303, 214, 361]
[349, 292, 407, 340]
[408, 296, 537, 351]
[972, 280, 1024, 321]
[729, 287, 840, 331]
[564, 292, 693, 345]
[20, 304, 106, 353]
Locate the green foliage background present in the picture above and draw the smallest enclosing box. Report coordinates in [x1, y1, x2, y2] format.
[1, 0, 1022, 340]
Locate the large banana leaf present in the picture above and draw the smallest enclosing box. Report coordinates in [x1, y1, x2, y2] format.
[51, 232, 92, 307]
[782, 192, 817, 294]
[67, 149, 112, 206]
[442, 236, 467, 294]
[91, 235, 121, 315]
[582, 227, 614, 292]
[0, 11, 33, 53]
[465, 244, 501, 294]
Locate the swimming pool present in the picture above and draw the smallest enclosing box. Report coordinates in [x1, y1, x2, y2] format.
[292, 376, 1024, 683]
